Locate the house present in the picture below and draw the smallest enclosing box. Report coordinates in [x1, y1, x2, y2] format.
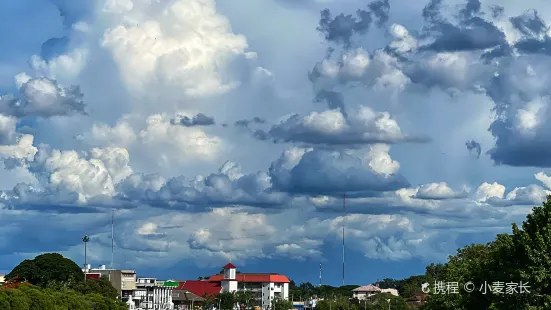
[352, 285, 381, 300]
[173, 280, 222, 310]
[128, 277, 176, 309]
[83, 264, 136, 301]
[380, 288, 399, 296]
[0, 274, 4, 285]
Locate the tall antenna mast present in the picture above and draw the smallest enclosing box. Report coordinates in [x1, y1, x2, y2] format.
[342, 193, 345, 286]
[319, 263, 322, 287]
[111, 209, 114, 270]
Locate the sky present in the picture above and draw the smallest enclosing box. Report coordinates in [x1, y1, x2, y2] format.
[1, 0, 551, 286]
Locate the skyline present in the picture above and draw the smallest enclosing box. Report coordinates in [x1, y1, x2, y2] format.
[1, 0, 551, 287]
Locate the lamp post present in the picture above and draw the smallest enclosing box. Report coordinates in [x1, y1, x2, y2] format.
[82, 235, 90, 280]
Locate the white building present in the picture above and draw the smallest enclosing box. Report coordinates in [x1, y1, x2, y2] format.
[352, 285, 399, 300]
[132, 277, 176, 310]
[83, 264, 137, 301]
[208, 263, 290, 310]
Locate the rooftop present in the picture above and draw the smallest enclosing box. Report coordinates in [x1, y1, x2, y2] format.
[209, 273, 290, 283]
[352, 285, 381, 292]
[223, 262, 237, 269]
[177, 280, 222, 297]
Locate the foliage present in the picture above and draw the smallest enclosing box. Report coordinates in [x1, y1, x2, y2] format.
[235, 290, 255, 308]
[0, 283, 127, 310]
[289, 281, 360, 301]
[73, 276, 119, 300]
[272, 297, 293, 310]
[216, 291, 236, 310]
[6, 253, 84, 289]
[421, 195, 551, 310]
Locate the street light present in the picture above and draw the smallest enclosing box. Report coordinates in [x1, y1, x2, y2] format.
[82, 235, 90, 280]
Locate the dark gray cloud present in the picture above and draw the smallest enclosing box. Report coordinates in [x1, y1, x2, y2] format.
[170, 113, 215, 127]
[317, 0, 389, 47]
[0, 77, 86, 118]
[465, 140, 481, 159]
[234, 117, 265, 128]
[421, 15, 507, 53]
[269, 148, 409, 196]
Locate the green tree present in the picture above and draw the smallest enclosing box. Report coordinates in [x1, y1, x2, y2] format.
[19, 285, 56, 310]
[368, 294, 408, 310]
[422, 195, 551, 310]
[377, 278, 399, 289]
[235, 290, 255, 308]
[272, 297, 293, 310]
[6, 253, 84, 289]
[216, 291, 236, 310]
[5, 288, 31, 310]
[73, 276, 119, 300]
[0, 290, 11, 310]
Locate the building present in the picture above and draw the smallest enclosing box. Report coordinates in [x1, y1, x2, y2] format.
[207, 263, 291, 309]
[0, 274, 5, 285]
[173, 280, 222, 310]
[129, 277, 176, 309]
[83, 264, 137, 300]
[352, 285, 381, 300]
[352, 285, 399, 300]
[380, 288, 398, 296]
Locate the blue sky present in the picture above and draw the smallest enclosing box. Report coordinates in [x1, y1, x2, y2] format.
[1, 0, 551, 286]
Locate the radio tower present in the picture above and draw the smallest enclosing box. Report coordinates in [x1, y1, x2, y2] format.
[342, 193, 346, 286]
[319, 263, 322, 287]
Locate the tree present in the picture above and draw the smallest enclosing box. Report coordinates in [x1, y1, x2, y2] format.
[0, 290, 10, 310]
[73, 276, 119, 300]
[236, 290, 255, 309]
[202, 293, 217, 310]
[377, 278, 399, 289]
[271, 297, 293, 310]
[6, 253, 84, 289]
[422, 195, 551, 310]
[216, 292, 236, 310]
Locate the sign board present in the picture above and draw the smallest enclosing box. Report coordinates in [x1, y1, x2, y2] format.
[163, 281, 179, 287]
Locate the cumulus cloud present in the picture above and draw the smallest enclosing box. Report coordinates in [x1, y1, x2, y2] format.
[0, 77, 86, 118]
[414, 182, 468, 200]
[269, 145, 408, 196]
[264, 106, 428, 146]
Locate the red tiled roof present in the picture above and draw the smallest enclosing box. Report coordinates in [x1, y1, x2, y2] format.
[208, 273, 290, 283]
[223, 263, 237, 269]
[178, 280, 222, 297]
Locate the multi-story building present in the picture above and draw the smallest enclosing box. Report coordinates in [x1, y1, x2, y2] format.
[83, 264, 136, 300]
[130, 277, 177, 309]
[207, 263, 290, 309]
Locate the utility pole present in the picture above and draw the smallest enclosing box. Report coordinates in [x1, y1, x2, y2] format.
[110, 209, 114, 283]
[342, 193, 346, 287]
[319, 263, 322, 287]
[82, 235, 90, 281]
